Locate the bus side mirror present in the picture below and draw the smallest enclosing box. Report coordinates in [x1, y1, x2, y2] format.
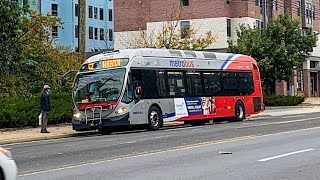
[135, 87, 142, 96]
[61, 78, 68, 87]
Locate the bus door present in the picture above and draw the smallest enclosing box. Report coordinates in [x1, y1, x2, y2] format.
[127, 70, 147, 125]
[252, 64, 262, 112]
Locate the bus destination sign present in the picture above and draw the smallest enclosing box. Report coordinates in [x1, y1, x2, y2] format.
[80, 58, 129, 72]
[103, 59, 121, 68]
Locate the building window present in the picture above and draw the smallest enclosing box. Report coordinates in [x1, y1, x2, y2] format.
[89, 27, 93, 39]
[310, 61, 318, 68]
[89, 6, 93, 18]
[23, 0, 28, 7]
[109, 29, 113, 41]
[181, 0, 189, 6]
[260, 21, 264, 30]
[94, 28, 98, 40]
[75, 4, 79, 17]
[256, 20, 260, 28]
[100, 28, 105, 40]
[306, 3, 310, 24]
[52, 26, 58, 38]
[273, 0, 277, 11]
[255, 0, 259, 6]
[94, 7, 98, 19]
[297, 1, 301, 16]
[52, 4, 58, 16]
[313, 5, 315, 20]
[297, 70, 304, 91]
[227, 19, 231, 37]
[100, 8, 104, 20]
[75, 25, 79, 38]
[180, 21, 190, 39]
[109, 9, 113, 21]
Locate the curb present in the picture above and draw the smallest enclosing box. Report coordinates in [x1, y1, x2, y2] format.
[0, 131, 97, 146]
[0, 122, 184, 145]
[265, 105, 320, 110]
[246, 114, 271, 119]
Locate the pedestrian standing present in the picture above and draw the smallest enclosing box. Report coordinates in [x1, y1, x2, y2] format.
[40, 85, 51, 133]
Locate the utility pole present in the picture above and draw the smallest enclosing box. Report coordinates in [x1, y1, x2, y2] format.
[37, 0, 41, 14]
[78, 0, 86, 61]
[262, 0, 267, 28]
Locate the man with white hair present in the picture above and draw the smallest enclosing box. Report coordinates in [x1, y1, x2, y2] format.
[40, 85, 51, 133]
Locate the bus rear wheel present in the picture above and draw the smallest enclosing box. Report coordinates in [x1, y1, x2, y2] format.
[147, 106, 163, 131]
[98, 127, 112, 135]
[229, 101, 245, 122]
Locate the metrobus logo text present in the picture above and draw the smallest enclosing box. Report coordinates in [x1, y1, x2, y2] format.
[170, 60, 194, 67]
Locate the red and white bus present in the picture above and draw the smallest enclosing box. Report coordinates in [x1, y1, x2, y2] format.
[71, 48, 264, 134]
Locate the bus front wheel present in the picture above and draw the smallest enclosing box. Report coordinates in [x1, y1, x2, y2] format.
[229, 101, 245, 122]
[147, 106, 163, 131]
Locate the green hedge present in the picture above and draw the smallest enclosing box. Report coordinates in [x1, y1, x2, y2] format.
[264, 95, 305, 106]
[0, 92, 73, 128]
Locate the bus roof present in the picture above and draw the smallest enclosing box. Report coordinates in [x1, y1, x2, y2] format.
[85, 48, 256, 64]
[81, 48, 258, 72]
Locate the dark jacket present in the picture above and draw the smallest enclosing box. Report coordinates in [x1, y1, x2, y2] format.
[40, 92, 51, 112]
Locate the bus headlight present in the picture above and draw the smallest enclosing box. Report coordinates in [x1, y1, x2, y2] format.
[73, 112, 81, 119]
[116, 107, 127, 114]
[1, 148, 13, 159]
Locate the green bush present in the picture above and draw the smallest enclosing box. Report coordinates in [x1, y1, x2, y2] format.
[0, 92, 73, 128]
[264, 95, 305, 106]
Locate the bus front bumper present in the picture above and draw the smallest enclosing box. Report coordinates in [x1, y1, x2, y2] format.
[72, 113, 130, 131]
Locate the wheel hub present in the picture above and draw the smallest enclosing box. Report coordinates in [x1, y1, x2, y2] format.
[150, 111, 159, 127]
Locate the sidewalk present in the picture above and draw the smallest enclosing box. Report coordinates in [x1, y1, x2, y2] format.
[1, 100, 320, 145]
[0, 122, 184, 145]
[250, 106, 320, 118]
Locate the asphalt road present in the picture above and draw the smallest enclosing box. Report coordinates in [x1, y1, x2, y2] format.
[4, 111, 320, 180]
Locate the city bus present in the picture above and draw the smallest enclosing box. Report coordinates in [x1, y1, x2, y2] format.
[71, 48, 264, 134]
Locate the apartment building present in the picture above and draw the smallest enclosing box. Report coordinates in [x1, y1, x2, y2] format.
[114, 0, 320, 97]
[17, 0, 115, 55]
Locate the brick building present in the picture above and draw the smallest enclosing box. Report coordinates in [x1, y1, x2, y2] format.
[114, 0, 320, 97]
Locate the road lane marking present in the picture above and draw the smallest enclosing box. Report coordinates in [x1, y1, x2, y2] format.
[258, 149, 315, 162]
[262, 117, 319, 125]
[241, 117, 320, 129]
[281, 115, 305, 119]
[19, 126, 320, 177]
[95, 139, 115, 143]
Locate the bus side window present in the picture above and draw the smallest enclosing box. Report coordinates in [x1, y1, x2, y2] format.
[167, 71, 186, 97]
[141, 70, 159, 99]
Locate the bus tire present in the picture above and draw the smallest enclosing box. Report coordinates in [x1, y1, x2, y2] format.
[98, 127, 112, 135]
[147, 106, 163, 131]
[229, 101, 245, 122]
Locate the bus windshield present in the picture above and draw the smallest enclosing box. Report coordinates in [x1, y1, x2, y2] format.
[73, 68, 126, 104]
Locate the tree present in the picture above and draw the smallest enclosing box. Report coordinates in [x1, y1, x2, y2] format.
[228, 14, 318, 95]
[0, 4, 81, 97]
[118, 21, 215, 51]
[0, 1, 25, 74]
[117, 4, 215, 50]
